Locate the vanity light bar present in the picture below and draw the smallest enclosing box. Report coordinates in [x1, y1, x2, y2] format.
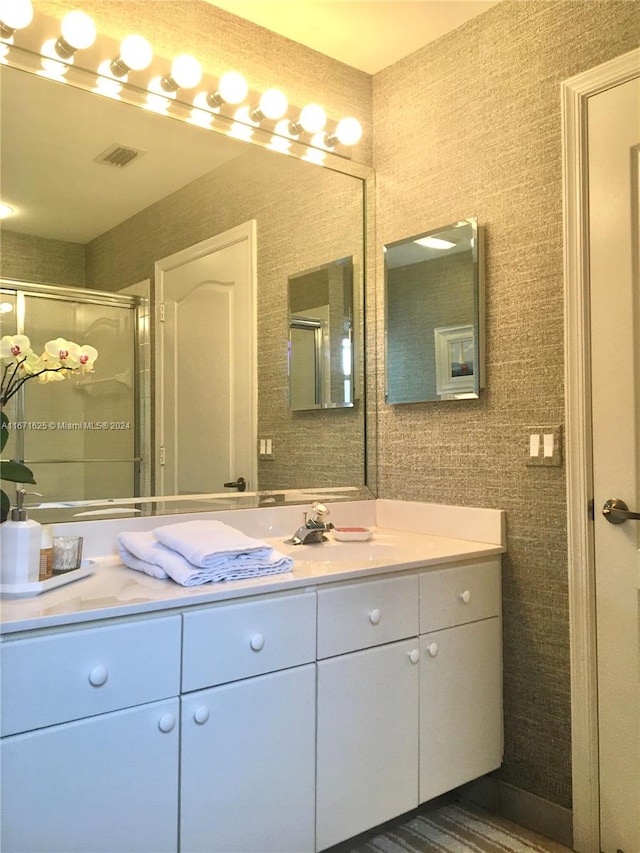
[1, 3, 363, 154]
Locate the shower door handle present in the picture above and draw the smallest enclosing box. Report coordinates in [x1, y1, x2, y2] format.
[223, 476, 247, 492]
[602, 498, 640, 524]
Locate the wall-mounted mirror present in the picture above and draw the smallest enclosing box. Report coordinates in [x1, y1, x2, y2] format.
[0, 43, 371, 520]
[384, 217, 484, 403]
[288, 257, 354, 411]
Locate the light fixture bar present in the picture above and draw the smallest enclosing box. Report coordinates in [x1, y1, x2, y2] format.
[9, 4, 364, 162]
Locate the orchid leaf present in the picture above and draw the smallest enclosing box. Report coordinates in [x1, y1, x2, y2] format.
[0, 411, 8, 454]
[1, 488, 9, 522]
[0, 460, 36, 484]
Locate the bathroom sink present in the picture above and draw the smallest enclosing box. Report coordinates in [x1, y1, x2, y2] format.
[278, 539, 409, 564]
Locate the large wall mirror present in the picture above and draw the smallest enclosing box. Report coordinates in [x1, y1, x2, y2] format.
[384, 218, 484, 404]
[0, 32, 373, 521]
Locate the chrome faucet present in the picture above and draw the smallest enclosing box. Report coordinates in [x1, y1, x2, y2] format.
[286, 502, 334, 545]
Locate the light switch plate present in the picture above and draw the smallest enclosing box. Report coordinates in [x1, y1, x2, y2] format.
[526, 425, 563, 467]
[258, 436, 274, 460]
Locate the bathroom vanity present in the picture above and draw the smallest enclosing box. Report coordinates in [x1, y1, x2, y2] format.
[0, 500, 505, 853]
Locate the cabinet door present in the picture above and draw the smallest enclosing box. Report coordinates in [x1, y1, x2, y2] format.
[316, 639, 420, 851]
[180, 664, 316, 853]
[420, 617, 503, 803]
[0, 698, 179, 853]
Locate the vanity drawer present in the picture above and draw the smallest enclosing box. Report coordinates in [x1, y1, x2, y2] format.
[181, 591, 316, 692]
[0, 615, 182, 737]
[317, 574, 419, 659]
[420, 559, 501, 633]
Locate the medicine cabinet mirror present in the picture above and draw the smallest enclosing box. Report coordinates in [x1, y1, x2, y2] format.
[288, 257, 355, 411]
[384, 217, 484, 403]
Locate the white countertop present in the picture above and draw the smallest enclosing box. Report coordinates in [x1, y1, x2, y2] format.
[0, 500, 506, 635]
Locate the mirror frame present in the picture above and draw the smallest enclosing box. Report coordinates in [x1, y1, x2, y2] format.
[1, 20, 377, 520]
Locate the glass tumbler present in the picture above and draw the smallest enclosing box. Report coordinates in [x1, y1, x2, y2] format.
[52, 536, 84, 574]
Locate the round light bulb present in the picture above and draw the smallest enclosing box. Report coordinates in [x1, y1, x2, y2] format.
[171, 54, 202, 89]
[120, 34, 152, 71]
[258, 88, 288, 120]
[334, 117, 362, 146]
[61, 11, 96, 50]
[0, 0, 33, 30]
[218, 71, 248, 105]
[299, 103, 327, 134]
[0, 302, 14, 314]
[0, 201, 14, 218]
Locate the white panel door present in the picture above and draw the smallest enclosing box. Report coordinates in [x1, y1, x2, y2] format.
[180, 664, 316, 853]
[156, 221, 257, 495]
[589, 75, 640, 853]
[316, 639, 420, 851]
[0, 699, 180, 853]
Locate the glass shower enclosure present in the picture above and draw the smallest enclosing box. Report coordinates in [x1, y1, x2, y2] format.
[0, 280, 148, 513]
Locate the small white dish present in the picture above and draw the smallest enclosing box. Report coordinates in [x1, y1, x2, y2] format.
[332, 527, 373, 542]
[0, 560, 96, 599]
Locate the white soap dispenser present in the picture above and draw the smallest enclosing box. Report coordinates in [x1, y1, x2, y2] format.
[1, 488, 42, 587]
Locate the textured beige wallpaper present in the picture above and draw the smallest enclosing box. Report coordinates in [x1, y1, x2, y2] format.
[373, 0, 640, 810]
[1, 230, 86, 288]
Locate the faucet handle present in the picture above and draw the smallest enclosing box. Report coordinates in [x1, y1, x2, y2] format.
[309, 502, 329, 524]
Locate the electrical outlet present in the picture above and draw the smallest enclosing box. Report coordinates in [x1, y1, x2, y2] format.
[526, 426, 563, 467]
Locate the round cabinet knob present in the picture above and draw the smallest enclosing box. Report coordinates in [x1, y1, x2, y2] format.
[408, 648, 420, 664]
[369, 608, 382, 625]
[250, 633, 265, 651]
[88, 665, 108, 687]
[427, 642, 439, 658]
[158, 713, 176, 733]
[193, 705, 210, 725]
[459, 589, 472, 604]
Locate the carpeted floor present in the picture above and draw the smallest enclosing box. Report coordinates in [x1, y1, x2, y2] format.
[335, 803, 573, 853]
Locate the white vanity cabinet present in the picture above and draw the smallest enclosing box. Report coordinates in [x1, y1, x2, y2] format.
[0, 551, 503, 853]
[179, 591, 317, 853]
[419, 560, 503, 803]
[315, 574, 421, 850]
[0, 615, 182, 853]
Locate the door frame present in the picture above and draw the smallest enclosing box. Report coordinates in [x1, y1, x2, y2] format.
[562, 47, 640, 853]
[154, 221, 258, 495]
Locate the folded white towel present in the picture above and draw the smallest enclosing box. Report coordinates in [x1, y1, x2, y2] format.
[117, 530, 293, 587]
[154, 520, 273, 568]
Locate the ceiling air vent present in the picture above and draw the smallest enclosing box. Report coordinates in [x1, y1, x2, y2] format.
[94, 143, 146, 168]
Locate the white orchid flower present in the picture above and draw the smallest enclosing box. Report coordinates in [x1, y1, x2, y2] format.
[0, 334, 32, 363]
[77, 344, 98, 373]
[16, 350, 42, 375]
[45, 338, 82, 369]
[37, 365, 66, 383]
[1, 334, 99, 408]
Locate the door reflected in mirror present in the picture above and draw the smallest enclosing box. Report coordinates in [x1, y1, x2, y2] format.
[384, 218, 484, 403]
[288, 257, 354, 411]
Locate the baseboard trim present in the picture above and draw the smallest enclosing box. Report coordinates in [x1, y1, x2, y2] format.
[458, 777, 574, 850]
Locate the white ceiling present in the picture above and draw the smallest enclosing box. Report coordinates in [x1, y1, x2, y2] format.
[1, 67, 247, 243]
[206, 0, 500, 74]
